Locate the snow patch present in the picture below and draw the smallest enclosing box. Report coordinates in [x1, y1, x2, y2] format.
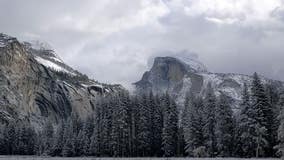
[49, 56, 64, 63]
[35, 56, 75, 75]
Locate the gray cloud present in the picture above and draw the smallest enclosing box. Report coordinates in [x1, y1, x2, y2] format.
[1, 0, 284, 88]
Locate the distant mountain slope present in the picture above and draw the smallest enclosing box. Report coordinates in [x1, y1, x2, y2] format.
[0, 33, 123, 127]
[134, 56, 284, 115]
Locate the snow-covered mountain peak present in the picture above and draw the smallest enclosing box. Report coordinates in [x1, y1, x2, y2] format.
[173, 51, 208, 73]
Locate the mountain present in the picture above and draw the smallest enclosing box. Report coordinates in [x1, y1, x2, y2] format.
[0, 33, 123, 127]
[134, 56, 284, 115]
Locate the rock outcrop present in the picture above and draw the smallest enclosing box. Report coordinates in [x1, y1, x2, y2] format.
[0, 33, 123, 127]
[134, 56, 284, 115]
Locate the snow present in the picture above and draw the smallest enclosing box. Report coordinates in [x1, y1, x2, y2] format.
[0, 156, 280, 160]
[49, 56, 64, 63]
[35, 56, 75, 75]
[29, 40, 53, 51]
[174, 52, 208, 72]
[0, 33, 16, 48]
[94, 84, 103, 89]
[184, 58, 208, 72]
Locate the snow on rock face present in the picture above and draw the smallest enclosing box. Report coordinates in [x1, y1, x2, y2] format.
[135, 56, 284, 113]
[23, 41, 64, 63]
[35, 56, 75, 75]
[0, 33, 17, 48]
[182, 57, 208, 73]
[173, 51, 208, 73]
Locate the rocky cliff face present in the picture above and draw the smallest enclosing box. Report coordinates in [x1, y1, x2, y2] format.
[134, 56, 284, 114]
[0, 33, 123, 127]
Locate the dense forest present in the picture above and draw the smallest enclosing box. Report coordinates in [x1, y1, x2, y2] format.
[0, 73, 283, 158]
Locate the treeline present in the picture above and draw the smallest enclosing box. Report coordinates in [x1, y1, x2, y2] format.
[0, 72, 283, 158]
[182, 73, 283, 158]
[0, 92, 181, 157]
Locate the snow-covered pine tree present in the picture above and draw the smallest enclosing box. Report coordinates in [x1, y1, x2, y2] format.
[235, 83, 256, 157]
[41, 118, 54, 156]
[88, 98, 107, 157]
[89, 129, 98, 156]
[99, 97, 112, 156]
[215, 93, 235, 157]
[0, 124, 5, 154]
[151, 93, 163, 157]
[203, 82, 217, 157]
[61, 118, 76, 157]
[137, 94, 152, 157]
[110, 95, 120, 157]
[3, 121, 16, 154]
[51, 120, 65, 156]
[12, 121, 36, 155]
[251, 73, 269, 157]
[81, 115, 94, 155]
[130, 95, 141, 157]
[265, 82, 280, 156]
[75, 129, 88, 156]
[278, 93, 284, 157]
[117, 92, 131, 157]
[182, 93, 205, 157]
[162, 93, 178, 157]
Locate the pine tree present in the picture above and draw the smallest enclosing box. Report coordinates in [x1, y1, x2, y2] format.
[162, 93, 178, 157]
[236, 83, 256, 157]
[137, 94, 151, 156]
[40, 119, 54, 156]
[203, 83, 217, 157]
[215, 93, 235, 157]
[265, 82, 280, 156]
[278, 93, 284, 157]
[110, 95, 120, 157]
[3, 121, 16, 154]
[251, 73, 269, 157]
[130, 96, 141, 157]
[0, 124, 5, 155]
[51, 121, 65, 156]
[99, 97, 112, 156]
[151, 93, 163, 156]
[89, 126, 99, 156]
[117, 92, 131, 157]
[61, 118, 75, 157]
[182, 93, 205, 157]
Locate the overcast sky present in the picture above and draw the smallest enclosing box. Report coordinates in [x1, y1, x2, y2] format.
[1, 0, 284, 88]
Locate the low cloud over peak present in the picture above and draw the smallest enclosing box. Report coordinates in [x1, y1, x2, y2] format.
[1, 0, 284, 87]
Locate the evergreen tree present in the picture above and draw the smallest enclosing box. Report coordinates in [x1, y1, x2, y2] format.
[0, 125, 5, 154]
[203, 83, 217, 157]
[251, 73, 269, 157]
[51, 121, 65, 156]
[278, 93, 284, 157]
[3, 121, 16, 154]
[235, 83, 256, 157]
[40, 119, 54, 155]
[117, 92, 131, 157]
[162, 93, 178, 157]
[61, 118, 75, 157]
[151, 93, 163, 156]
[265, 82, 280, 156]
[182, 93, 205, 157]
[137, 94, 151, 156]
[215, 93, 235, 157]
[89, 125, 100, 156]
